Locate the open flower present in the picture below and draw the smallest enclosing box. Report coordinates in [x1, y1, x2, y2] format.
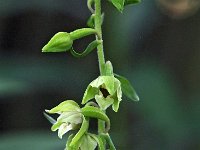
[46, 100, 83, 139]
[82, 75, 122, 112]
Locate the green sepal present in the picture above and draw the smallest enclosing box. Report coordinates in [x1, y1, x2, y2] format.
[43, 112, 56, 124]
[70, 117, 89, 147]
[100, 133, 116, 150]
[66, 134, 82, 150]
[104, 61, 114, 76]
[51, 121, 63, 131]
[81, 106, 110, 132]
[88, 133, 104, 150]
[125, 0, 141, 5]
[87, 14, 95, 28]
[80, 134, 98, 150]
[46, 100, 80, 114]
[87, 14, 104, 28]
[66, 134, 74, 150]
[42, 32, 73, 52]
[70, 40, 102, 58]
[114, 74, 139, 101]
[69, 28, 97, 40]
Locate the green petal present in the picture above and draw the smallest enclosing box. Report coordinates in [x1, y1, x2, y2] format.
[82, 86, 99, 104]
[59, 112, 83, 124]
[90, 76, 104, 88]
[112, 97, 120, 112]
[88, 133, 104, 150]
[101, 76, 115, 95]
[47, 100, 80, 114]
[104, 61, 114, 76]
[95, 94, 114, 110]
[81, 106, 110, 132]
[51, 121, 62, 131]
[70, 117, 89, 146]
[58, 123, 73, 139]
[80, 134, 97, 150]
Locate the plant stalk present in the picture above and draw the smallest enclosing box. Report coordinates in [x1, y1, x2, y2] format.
[94, 0, 106, 145]
[95, 0, 105, 76]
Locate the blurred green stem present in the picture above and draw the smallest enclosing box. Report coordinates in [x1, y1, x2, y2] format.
[95, 0, 106, 147]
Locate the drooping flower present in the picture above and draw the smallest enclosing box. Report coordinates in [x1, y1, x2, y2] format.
[46, 100, 83, 139]
[82, 75, 122, 112]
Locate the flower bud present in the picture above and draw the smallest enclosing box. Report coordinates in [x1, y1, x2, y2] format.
[42, 32, 73, 52]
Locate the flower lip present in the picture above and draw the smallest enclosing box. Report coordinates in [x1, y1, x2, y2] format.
[100, 87, 109, 98]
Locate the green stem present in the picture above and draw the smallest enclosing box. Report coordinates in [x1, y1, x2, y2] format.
[94, 0, 106, 147]
[95, 0, 105, 76]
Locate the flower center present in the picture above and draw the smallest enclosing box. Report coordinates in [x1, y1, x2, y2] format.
[100, 87, 109, 98]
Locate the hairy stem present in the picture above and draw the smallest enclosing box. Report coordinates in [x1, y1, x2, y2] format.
[95, 0, 105, 76]
[94, 0, 106, 146]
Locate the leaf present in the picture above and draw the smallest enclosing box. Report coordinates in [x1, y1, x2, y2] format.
[124, 0, 141, 5]
[81, 106, 110, 132]
[114, 74, 139, 101]
[70, 40, 102, 58]
[70, 117, 89, 146]
[111, 0, 125, 12]
[42, 32, 73, 52]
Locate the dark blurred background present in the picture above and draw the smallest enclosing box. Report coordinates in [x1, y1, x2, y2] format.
[0, 0, 200, 149]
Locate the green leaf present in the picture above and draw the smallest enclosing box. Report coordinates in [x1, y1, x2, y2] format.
[46, 100, 80, 114]
[111, 0, 125, 12]
[70, 117, 89, 146]
[124, 0, 141, 5]
[42, 32, 73, 52]
[81, 106, 110, 132]
[70, 40, 102, 58]
[114, 74, 139, 101]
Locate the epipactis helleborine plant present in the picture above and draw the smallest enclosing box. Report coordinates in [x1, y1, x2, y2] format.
[42, 0, 141, 149]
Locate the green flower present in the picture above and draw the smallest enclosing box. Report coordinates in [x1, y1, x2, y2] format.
[46, 100, 83, 139]
[82, 76, 122, 112]
[66, 133, 104, 150]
